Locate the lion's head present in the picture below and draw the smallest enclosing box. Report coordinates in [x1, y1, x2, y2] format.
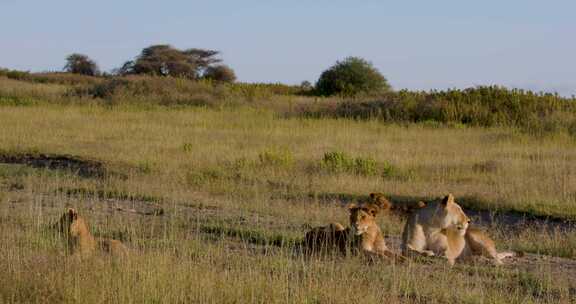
[437, 194, 470, 235]
[369, 193, 392, 211]
[348, 202, 380, 236]
[56, 208, 89, 239]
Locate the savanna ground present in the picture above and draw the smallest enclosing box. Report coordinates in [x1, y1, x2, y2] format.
[1, 75, 575, 303]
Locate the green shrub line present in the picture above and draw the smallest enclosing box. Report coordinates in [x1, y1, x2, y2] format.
[303, 86, 576, 136]
[2, 70, 576, 136]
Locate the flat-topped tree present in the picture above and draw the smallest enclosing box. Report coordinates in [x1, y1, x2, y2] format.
[119, 44, 222, 79]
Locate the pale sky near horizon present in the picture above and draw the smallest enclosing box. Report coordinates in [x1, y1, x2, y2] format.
[1, 0, 574, 96]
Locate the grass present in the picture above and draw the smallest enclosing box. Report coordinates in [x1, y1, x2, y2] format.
[1, 75, 576, 303]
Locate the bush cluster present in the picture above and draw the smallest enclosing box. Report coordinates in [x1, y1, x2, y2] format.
[320, 151, 379, 176]
[303, 86, 576, 136]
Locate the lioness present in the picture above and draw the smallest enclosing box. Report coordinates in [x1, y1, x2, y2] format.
[304, 222, 347, 254]
[443, 225, 516, 265]
[348, 202, 406, 262]
[401, 194, 470, 264]
[56, 208, 128, 257]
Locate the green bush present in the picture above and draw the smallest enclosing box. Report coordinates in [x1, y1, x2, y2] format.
[380, 160, 397, 177]
[353, 157, 378, 176]
[320, 151, 379, 176]
[321, 151, 354, 172]
[0, 69, 30, 81]
[315, 57, 390, 96]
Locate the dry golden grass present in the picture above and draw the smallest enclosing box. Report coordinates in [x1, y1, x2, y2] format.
[1, 79, 576, 303]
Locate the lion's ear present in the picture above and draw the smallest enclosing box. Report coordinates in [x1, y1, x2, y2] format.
[441, 194, 455, 206]
[67, 208, 78, 221]
[364, 204, 379, 217]
[369, 193, 376, 199]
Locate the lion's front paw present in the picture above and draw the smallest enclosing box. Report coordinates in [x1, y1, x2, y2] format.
[422, 250, 435, 257]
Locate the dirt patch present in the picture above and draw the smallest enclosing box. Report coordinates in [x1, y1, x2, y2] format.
[0, 152, 107, 178]
[465, 209, 575, 233]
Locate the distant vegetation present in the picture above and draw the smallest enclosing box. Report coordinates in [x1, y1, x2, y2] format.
[64, 53, 100, 76]
[1, 47, 575, 137]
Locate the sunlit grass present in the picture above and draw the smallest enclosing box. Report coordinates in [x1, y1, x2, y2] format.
[1, 85, 576, 302]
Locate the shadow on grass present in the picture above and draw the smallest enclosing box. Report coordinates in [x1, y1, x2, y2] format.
[199, 224, 300, 248]
[0, 150, 119, 179]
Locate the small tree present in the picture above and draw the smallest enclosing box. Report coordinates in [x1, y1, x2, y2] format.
[64, 53, 99, 76]
[300, 80, 313, 90]
[203, 65, 236, 83]
[315, 57, 390, 96]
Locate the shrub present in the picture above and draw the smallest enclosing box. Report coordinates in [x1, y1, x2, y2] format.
[81, 78, 130, 99]
[353, 157, 378, 176]
[0, 69, 30, 81]
[320, 151, 379, 176]
[321, 151, 354, 173]
[380, 160, 398, 177]
[203, 65, 236, 83]
[315, 57, 390, 96]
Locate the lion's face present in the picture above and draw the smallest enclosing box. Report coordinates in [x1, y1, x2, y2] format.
[439, 194, 470, 235]
[349, 203, 378, 236]
[57, 208, 86, 238]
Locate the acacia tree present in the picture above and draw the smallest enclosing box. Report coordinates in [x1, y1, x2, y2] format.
[64, 53, 99, 76]
[119, 45, 223, 79]
[315, 57, 390, 96]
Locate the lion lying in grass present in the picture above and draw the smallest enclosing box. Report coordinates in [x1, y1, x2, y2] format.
[401, 194, 515, 265]
[56, 208, 128, 257]
[443, 225, 516, 265]
[347, 202, 406, 262]
[369, 192, 426, 216]
[304, 202, 405, 262]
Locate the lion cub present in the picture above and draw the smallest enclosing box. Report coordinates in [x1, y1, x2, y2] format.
[56, 208, 128, 257]
[443, 225, 515, 265]
[347, 202, 406, 262]
[401, 194, 471, 264]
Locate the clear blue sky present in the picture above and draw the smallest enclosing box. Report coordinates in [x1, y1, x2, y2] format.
[1, 0, 574, 96]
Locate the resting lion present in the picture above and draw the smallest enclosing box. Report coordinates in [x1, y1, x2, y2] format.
[401, 194, 470, 265]
[56, 208, 128, 257]
[443, 225, 516, 265]
[369, 193, 426, 216]
[347, 202, 406, 262]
